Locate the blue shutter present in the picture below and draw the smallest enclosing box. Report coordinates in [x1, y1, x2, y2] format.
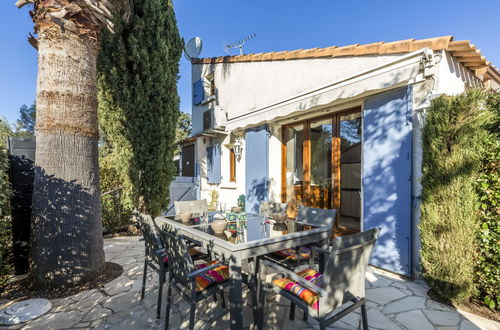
[245, 125, 269, 213]
[193, 79, 204, 105]
[362, 86, 412, 276]
[207, 145, 221, 184]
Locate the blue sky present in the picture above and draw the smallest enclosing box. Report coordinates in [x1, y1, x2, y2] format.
[1, 0, 499, 125]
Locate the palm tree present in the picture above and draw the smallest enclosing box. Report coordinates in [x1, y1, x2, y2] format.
[15, 0, 119, 289]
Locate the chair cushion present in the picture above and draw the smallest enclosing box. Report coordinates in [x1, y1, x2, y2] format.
[272, 247, 311, 261]
[272, 268, 323, 310]
[163, 247, 202, 263]
[194, 261, 229, 292]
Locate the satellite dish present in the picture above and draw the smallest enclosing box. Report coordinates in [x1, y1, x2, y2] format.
[184, 37, 203, 61]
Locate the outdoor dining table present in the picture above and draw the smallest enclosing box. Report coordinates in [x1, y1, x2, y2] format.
[156, 212, 331, 330]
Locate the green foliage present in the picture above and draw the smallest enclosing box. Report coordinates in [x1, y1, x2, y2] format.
[175, 112, 192, 153]
[420, 89, 492, 305]
[97, 0, 183, 217]
[16, 103, 36, 135]
[100, 155, 133, 233]
[0, 126, 12, 286]
[208, 189, 219, 211]
[475, 91, 500, 310]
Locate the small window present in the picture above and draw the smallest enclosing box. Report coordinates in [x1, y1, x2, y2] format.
[229, 149, 236, 182]
[209, 77, 216, 96]
[203, 110, 212, 131]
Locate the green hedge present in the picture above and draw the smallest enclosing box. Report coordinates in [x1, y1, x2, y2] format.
[420, 89, 499, 309]
[100, 156, 133, 234]
[420, 89, 491, 305]
[0, 146, 12, 286]
[475, 92, 499, 310]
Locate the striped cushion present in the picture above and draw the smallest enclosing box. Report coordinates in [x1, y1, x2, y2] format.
[272, 247, 311, 261]
[272, 268, 323, 310]
[194, 261, 229, 292]
[163, 247, 202, 263]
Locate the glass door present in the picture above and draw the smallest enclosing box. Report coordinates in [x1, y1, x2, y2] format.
[338, 112, 362, 234]
[282, 108, 362, 235]
[308, 118, 333, 209]
[283, 124, 304, 216]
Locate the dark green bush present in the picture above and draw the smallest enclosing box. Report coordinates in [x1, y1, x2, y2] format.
[100, 156, 133, 234]
[420, 89, 491, 305]
[475, 91, 500, 310]
[0, 146, 12, 286]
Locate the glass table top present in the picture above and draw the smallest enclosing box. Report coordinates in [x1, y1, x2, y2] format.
[161, 213, 320, 244]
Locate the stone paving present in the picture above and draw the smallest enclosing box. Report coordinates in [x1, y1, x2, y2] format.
[1, 236, 499, 330]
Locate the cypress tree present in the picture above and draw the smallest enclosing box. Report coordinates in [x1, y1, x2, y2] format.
[98, 0, 183, 216]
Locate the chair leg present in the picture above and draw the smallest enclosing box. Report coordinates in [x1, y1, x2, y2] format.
[156, 264, 165, 319]
[319, 320, 326, 330]
[220, 290, 226, 308]
[258, 285, 266, 330]
[303, 310, 308, 321]
[189, 303, 196, 330]
[141, 260, 148, 300]
[361, 303, 369, 330]
[164, 279, 173, 330]
[289, 302, 295, 320]
[213, 293, 218, 303]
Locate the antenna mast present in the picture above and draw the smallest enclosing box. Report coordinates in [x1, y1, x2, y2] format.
[224, 33, 256, 55]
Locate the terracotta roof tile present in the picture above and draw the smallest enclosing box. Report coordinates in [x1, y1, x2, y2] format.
[192, 36, 498, 85]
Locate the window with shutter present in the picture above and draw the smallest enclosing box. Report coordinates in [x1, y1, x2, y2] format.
[206, 145, 221, 184]
[193, 79, 204, 105]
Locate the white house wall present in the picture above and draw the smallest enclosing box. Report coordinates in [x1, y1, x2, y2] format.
[436, 50, 483, 95]
[192, 54, 405, 135]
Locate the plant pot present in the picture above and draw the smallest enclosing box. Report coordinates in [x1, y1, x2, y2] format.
[179, 213, 192, 223]
[211, 219, 227, 234]
[272, 212, 287, 223]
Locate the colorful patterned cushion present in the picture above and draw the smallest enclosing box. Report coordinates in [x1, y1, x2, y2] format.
[163, 247, 202, 263]
[272, 247, 311, 261]
[194, 261, 229, 292]
[272, 268, 323, 310]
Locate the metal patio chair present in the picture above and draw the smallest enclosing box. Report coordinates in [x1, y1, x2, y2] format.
[258, 201, 288, 217]
[135, 211, 208, 319]
[135, 211, 168, 319]
[258, 227, 380, 330]
[159, 224, 229, 330]
[174, 199, 208, 215]
[266, 206, 337, 271]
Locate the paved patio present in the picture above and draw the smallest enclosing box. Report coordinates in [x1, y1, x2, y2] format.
[1, 236, 499, 330]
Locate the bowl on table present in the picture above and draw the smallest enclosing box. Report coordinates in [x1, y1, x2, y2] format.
[211, 219, 228, 234]
[179, 213, 192, 223]
[271, 212, 287, 223]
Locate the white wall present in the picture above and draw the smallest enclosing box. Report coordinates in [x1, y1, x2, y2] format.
[436, 50, 483, 95]
[191, 54, 405, 135]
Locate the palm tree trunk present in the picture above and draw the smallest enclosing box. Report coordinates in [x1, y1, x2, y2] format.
[30, 27, 105, 289]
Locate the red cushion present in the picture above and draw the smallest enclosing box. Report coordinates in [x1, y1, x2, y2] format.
[272, 247, 311, 261]
[272, 268, 323, 310]
[194, 261, 229, 291]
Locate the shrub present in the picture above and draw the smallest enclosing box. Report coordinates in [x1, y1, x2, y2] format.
[0, 146, 12, 286]
[100, 156, 133, 233]
[475, 91, 500, 310]
[420, 89, 491, 305]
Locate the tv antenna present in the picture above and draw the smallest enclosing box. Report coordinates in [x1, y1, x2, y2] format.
[183, 37, 203, 61]
[224, 33, 256, 55]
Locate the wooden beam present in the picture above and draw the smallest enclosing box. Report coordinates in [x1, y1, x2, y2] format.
[456, 55, 483, 62]
[475, 67, 489, 76]
[448, 40, 472, 51]
[451, 49, 480, 57]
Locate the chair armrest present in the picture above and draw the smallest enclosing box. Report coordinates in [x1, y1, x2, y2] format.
[180, 234, 203, 247]
[310, 246, 330, 256]
[153, 248, 167, 258]
[260, 259, 327, 297]
[187, 260, 229, 279]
